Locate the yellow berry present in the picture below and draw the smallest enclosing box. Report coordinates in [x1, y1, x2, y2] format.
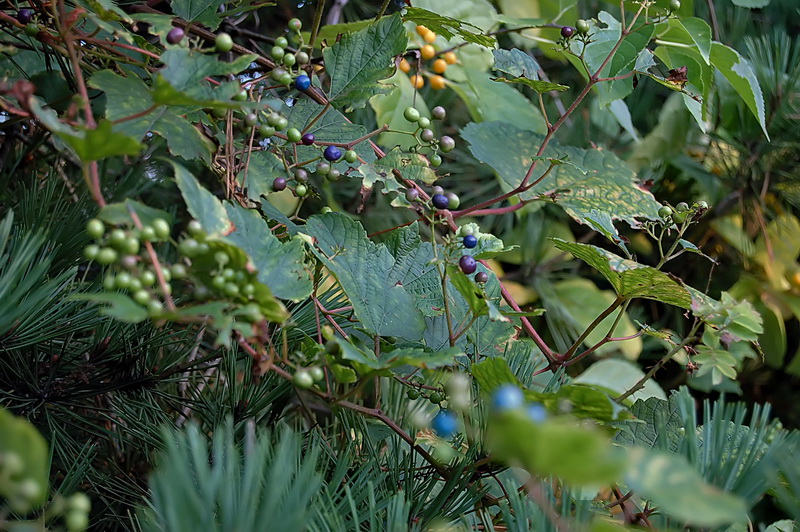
[443, 51, 457, 65]
[410, 74, 425, 89]
[421, 45, 436, 60]
[430, 75, 447, 90]
[416, 25, 429, 36]
[399, 58, 411, 73]
[423, 30, 437, 44]
[432, 58, 447, 74]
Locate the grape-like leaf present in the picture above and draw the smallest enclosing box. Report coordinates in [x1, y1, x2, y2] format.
[462, 121, 662, 226]
[223, 204, 312, 302]
[324, 13, 408, 109]
[404, 7, 495, 47]
[170, 0, 226, 30]
[303, 213, 425, 340]
[171, 161, 233, 237]
[552, 239, 691, 308]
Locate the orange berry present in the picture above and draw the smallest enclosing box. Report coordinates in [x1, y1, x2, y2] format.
[443, 51, 457, 65]
[430, 75, 447, 90]
[410, 74, 425, 89]
[792, 271, 800, 287]
[416, 25, 429, 36]
[399, 58, 411, 73]
[420, 45, 436, 60]
[423, 30, 436, 43]
[432, 58, 447, 74]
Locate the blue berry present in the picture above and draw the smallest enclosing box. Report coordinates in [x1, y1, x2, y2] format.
[527, 403, 547, 423]
[431, 410, 458, 438]
[17, 8, 34, 24]
[431, 193, 449, 210]
[323, 145, 342, 162]
[463, 234, 478, 248]
[492, 384, 524, 411]
[294, 74, 311, 91]
[459, 255, 477, 275]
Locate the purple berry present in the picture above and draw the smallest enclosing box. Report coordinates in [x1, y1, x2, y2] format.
[463, 234, 478, 248]
[405, 188, 420, 202]
[431, 193, 449, 210]
[294, 74, 311, 91]
[560, 26, 574, 39]
[475, 271, 489, 284]
[272, 177, 287, 191]
[167, 27, 184, 45]
[492, 384, 524, 411]
[431, 410, 458, 438]
[301, 133, 315, 145]
[459, 255, 477, 274]
[323, 145, 342, 162]
[17, 8, 33, 24]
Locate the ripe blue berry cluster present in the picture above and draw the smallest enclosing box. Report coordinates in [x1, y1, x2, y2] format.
[491, 384, 547, 423]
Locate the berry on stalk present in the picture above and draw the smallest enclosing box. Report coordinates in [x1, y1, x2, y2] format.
[475, 271, 489, 284]
[403, 107, 421, 123]
[301, 133, 315, 145]
[272, 177, 287, 191]
[431, 410, 458, 438]
[463, 234, 478, 249]
[215, 32, 234, 52]
[323, 145, 342, 162]
[459, 255, 477, 274]
[431, 193, 449, 210]
[560, 26, 575, 39]
[166, 27, 184, 45]
[17, 8, 34, 24]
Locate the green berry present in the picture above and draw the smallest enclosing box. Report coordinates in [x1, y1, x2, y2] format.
[171, 263, 187, 279]
[109, 228, 127, 248]
[139, 226, 156, 242]
[68, 493, 91, 514]
[288, 18, 302, 32]
[271, 46, 285, 60]
[275, 117, 289, 130]
[325, 340, 341, 355]
[576, 19, 590, 34]
[152, 219, 170, 239]
[429, 391, 443, 404]
[344, 150, 358, 164]
[233, 89, 248, 102]
[86, 219, 105, 238]
[403, 107, 421, 123]
[407, 389, 421, 400]
[123, 237, 140, 255]
[271, 67, 288, 82]
[103, 275, 116, 291]
[287, 127, 302, 143]
[140, 270, 156, 286]
[279, 73, 293, 86]
[215, 32, 234, 52]
[672, 211, 688, 224]
[187, 220, 204, 236]
[65, 510, 89, 532]
[326, 169, 340, 181]
[295, 184, 308, 197]
[96, 248, 118, 265]
[242, 283, 255, 297]
[133, 290, 151, 305]
[283, 53, 296, 67]
[179, 238, 200, 257]
[24, 23, 39, 37]
[669, 0, 681, 11]
[658, 206, 672, 219]
[296, 51, 310, 64]
[147, 300, 164, 316]
[275, 36, 289, 48]
[212, 276, 226, 289]
[430, 154, 442, 167]
[696, 200, 709, 210]
[446, 192, 460, 209]
[294, 369, 314, 388]
[215, 251, 230, 266]
[115, 272, 132, 289]
[224, 283, 240, 296]
[418, 117, 431, 129]
[310, 367, 325, 381]
[259, 125, 276, 138]
[84, 244, 100, 260]
[128, 278, 142, 291]
[316, 162, 331, 175]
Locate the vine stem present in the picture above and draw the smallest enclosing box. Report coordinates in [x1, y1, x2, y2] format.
[560, 296, 625, 362]
[615, 325, 700, 403]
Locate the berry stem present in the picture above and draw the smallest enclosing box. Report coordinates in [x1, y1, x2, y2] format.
[126, 207, 176, 311]
[560, 296, 625, 362]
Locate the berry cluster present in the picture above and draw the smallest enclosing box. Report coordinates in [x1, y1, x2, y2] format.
[401, 105, 454, 168]
[657, 200, 709, 224]
[491, 384, 547, 423]
[398, 25, 459, 91]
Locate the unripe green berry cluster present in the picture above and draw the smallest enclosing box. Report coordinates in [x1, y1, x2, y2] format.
[402, 106, 454, 167]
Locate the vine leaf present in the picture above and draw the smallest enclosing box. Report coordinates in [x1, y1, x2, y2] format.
[625, 447, 749, 526]
[89, 70, 214, 162]
[223, 204, 312, 302]
[171, 161, 233, 237]
[360, 147, 438, 189]
[710, 42, 769, 139]
[303, 213, 425, 340]
[170, 0, 227, 30]
[324, 13, 408, 110]
[99, 200, 172, 228]
[157, 49, 256, 106]
[552, 239, 692, 308]
[491, 49, 569, 93]
[73, 293, 148, 323]
[462, 121, 662, 226]
[404, 7, 496, 47]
